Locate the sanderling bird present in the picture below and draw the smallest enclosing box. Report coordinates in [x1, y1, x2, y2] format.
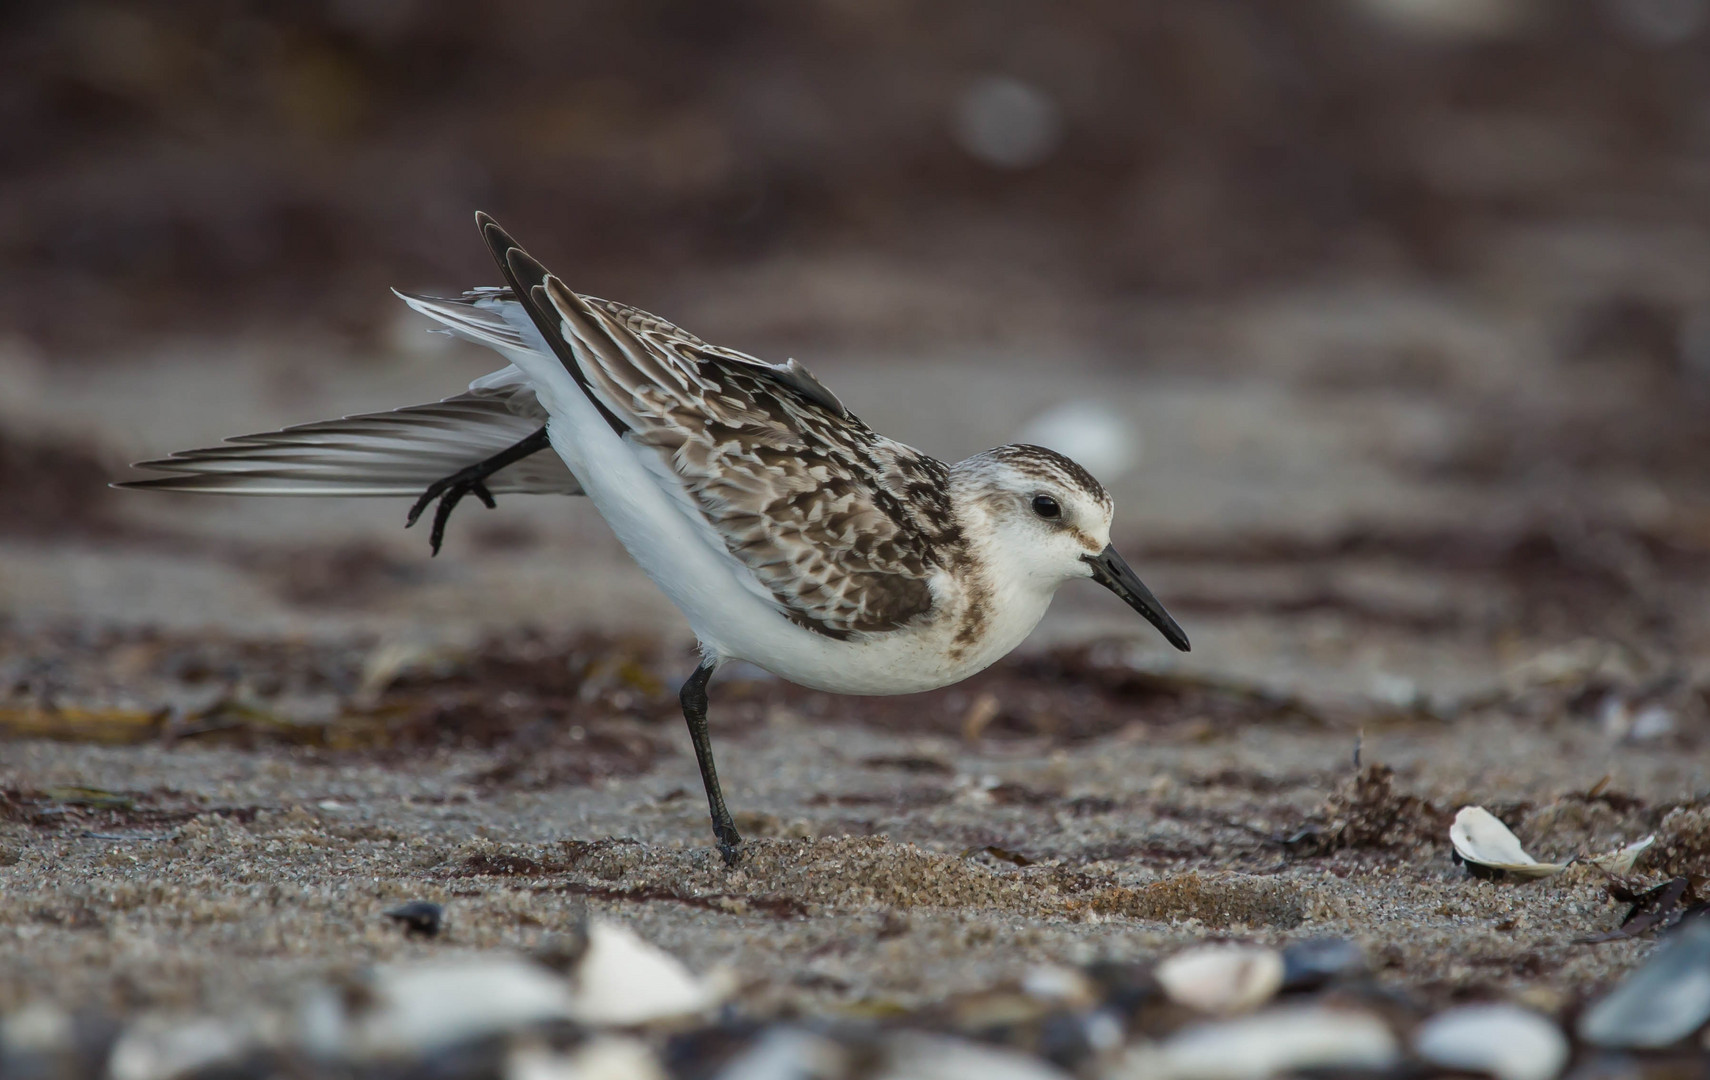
[121, 214, 1189, 863]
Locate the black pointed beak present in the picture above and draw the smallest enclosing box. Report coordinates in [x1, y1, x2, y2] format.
[1082, 545, 1190, 652]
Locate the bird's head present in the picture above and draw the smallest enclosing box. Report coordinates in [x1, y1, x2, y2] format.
[955, 443, 1189, 652]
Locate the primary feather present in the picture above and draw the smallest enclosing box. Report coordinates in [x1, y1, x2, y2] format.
[117, 380, 578, 497]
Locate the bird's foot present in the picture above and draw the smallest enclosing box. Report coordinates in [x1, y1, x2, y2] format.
[405, 469, 497, 556]
[715, 825, 744, 867]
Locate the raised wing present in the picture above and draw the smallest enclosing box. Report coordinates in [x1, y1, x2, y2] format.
[117, 385, 578, 497]
[477, 213, 963, 638]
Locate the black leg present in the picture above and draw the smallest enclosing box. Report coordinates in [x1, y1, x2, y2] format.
[406, 426, 551, 555]
[679, 660, 742, 865]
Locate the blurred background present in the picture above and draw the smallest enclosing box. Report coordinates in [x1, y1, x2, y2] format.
[2, 0, 1709, 705]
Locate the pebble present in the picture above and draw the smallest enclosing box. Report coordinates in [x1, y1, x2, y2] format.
[1413, 1004, 1569, 1080]
[1155, 946, 1284, 1014]
[1278, 939, 1365, 991]
[1578, 916, 1710, 1048]
[385, 900, 444, 939]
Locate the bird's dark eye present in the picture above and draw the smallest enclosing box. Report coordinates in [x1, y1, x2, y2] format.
[1031, 494, 1061, 520]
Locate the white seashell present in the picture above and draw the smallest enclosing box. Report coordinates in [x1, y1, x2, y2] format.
[1155, 946, 1285, 1014]
[1579, 917, 1710, 1048]
[0, 1002, 72, 1055]
[712, 1028, 848, 1080]
[1587, 834, 1656, 876]
[1450, 806, 1567, 880]
[107, 1016, 255, 1080]
[324, 958, 578, 1059]
[1150, 1005, 1399, 1080]
[879, 1031, 1071, 1080]
[565, 920, 730, 1026]
[507, 1036, 665, 1080]
[1021, 964, 1096, 1005]
[1413, 1004, 1569, 1080]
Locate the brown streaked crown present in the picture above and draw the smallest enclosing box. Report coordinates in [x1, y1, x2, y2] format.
[974, 444, 1113, 513]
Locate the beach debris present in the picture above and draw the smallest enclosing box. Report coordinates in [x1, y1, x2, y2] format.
[1450, 807, 1568, 881]
[1585, 834, 1656, 876]
[563, 920, 730, 1026]
[385, 901, 444, 939]
[1451, 805, 1658, 883]
[355, 638, 455, 706]
[1141, 1004, 1399, 1079]
[961, 844, 1034, 867]
[1598, 693, 1678, 743]
[1579, 876, 1700, 944]
[934, 967, 1094, 1039]
[880, 1030, 1071, 1080]
[0, 1002, 73, 1059]
[1578, 915, 1710, 1048]
[1278, 938, 1365, 991]
[962, 692, 1002, 742]
[508, 1036, 665, 1080]
[1413, 1004, 1570, 1080]
[711, 1027, 848, 1080]
[0, 1002, 117, 1078]
[293, 920, 725, 1061]
[1021, 965, 1098, 1008]
[300, 957, 578, 1059]
[1154, 946, 1284, 1014]
[1297, 764, 1447, 856]
[106, 1015, 257, 1080]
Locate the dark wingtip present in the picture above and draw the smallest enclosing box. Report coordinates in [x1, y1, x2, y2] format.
[476, 212, 522, 269]
[505, 246, 550, 290]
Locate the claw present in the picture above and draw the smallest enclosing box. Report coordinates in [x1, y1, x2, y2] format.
[717, 838, 743, 867]
[407, 472, 498, 556]
[714, 824, 744, 867]
[403, 425, 549, 556]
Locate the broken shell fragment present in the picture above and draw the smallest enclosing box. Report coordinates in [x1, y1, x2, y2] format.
[1412, 1004, 1569, 1080]
[509, 1036, 666, 1080]
[305, 958, 577, 1059]
[1450, 807, 1567, 881]
[1586, 834, 1655, 876]
[564, 920, 730, 1026]
[1147, 1005, 1399, 1079]
[1578, 916, 1710, 1048]
[711, 1027, 849, 1080]
[1155, 946, 1284, 1014]
[106, 1016, 256, 1080]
